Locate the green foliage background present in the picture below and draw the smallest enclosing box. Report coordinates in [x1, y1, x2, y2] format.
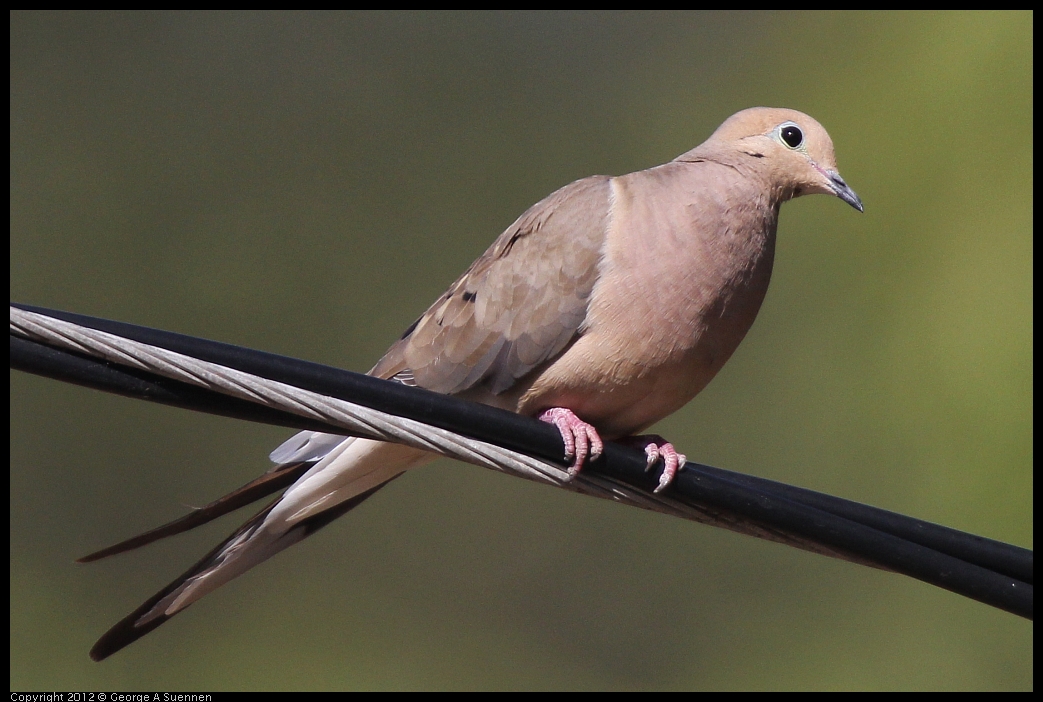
[10, 11, 1031, 690]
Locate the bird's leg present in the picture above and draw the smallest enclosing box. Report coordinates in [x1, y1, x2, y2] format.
[617, 435, 686, 493]
[538, 407, 604, 478]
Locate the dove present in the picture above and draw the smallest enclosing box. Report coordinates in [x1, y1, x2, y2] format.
[82, 107, 863, 660]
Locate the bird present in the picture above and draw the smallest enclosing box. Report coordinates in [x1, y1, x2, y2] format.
[81, 107, 863, 660]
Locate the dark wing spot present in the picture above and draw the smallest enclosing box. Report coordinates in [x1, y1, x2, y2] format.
[500, 229, 526, 258]
[399, 316, 422, 340]
[462, 291, 477, 303]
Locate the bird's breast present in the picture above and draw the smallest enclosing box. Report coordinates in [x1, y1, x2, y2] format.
[517, 167, 778, 436]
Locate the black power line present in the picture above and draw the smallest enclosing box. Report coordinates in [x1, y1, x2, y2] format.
[10, 303, 1032, 620]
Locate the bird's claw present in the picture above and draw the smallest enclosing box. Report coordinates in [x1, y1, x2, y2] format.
[621, 435, 686, 493]
[538, 407, 603, 478]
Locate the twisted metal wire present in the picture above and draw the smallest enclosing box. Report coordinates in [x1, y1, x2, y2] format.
[14, 305, 1037, 618]
[10, 305, 711, 524]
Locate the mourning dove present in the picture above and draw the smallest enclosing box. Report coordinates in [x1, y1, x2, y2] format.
[83, 107, 862, 660]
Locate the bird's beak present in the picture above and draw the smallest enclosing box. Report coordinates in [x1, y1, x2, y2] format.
[824, 169, 864, 212]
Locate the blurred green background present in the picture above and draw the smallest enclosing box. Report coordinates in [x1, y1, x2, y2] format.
[10, 11, 1031, 691]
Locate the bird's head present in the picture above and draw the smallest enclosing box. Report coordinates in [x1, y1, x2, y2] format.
[703, 107, 863, 212]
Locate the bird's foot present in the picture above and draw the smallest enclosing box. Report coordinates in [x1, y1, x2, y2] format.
[538, 407, 604, 478]
[618, 435, 686, 493]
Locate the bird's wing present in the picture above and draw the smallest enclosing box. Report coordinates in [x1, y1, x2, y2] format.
[82, 173, 613, 562]
[371, 174, 612, 397]
[85, 175, 614, 658]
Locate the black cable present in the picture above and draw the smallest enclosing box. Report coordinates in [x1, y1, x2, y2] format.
[10, 303, 1032, 619]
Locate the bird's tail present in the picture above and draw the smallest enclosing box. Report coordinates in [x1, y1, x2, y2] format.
[86, 436, 432, 660]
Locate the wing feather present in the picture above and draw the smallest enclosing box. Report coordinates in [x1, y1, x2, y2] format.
[371, 175, 611, 397]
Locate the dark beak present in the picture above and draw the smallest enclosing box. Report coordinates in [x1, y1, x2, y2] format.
[827, 170, 864, 212]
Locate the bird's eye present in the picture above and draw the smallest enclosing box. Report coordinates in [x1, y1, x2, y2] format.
[780, 124, 803, 149]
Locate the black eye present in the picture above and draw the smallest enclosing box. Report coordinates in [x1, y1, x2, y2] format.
[781, 125, 803, 148]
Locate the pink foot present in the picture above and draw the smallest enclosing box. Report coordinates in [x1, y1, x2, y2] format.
[538, 407, 604, 478]
[618, 434, 686, 493]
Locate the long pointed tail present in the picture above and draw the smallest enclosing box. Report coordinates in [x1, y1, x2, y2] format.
[89, 437, 432, 660]
[78, 461, 312, 563]
[89, 479, 390, 661]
